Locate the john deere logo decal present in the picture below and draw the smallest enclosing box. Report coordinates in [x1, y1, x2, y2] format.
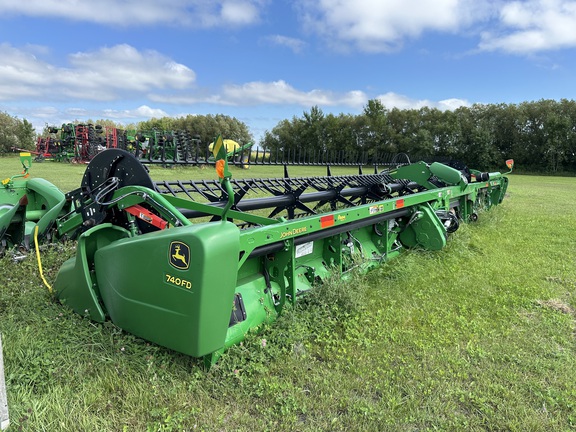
[169, 241, 190, 270]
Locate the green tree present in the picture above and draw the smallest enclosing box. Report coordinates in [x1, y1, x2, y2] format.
[323, 113, 365, 154]
[559, 99, 576, 171]
[261, 117, 304, 155]
[172, 114, 252, 145]
[0, 112, 35, 154]
[137, 117, 176, 131]
[517, 101, 548, 171]
[262, 99, 576, 173]
[361, 99, 391, 154]
[300, 106, 326, 155]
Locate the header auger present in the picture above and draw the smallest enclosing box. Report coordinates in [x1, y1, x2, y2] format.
[1, 140, 512, 366]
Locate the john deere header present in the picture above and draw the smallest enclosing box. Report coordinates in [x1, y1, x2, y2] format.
[0, 138, 512, 366]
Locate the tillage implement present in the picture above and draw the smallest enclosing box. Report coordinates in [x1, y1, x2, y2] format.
[1, 139, 513, 365]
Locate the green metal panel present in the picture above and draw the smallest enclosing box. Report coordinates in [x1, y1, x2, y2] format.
[25, 178, 66, 235]
[390, 161, 435, 188]
[224, 272, 279, 349]
[0, 179, 28, 247]
[429, 162, 465, 186]
[391, 161, 466, 189]
[399, 203, 446, 250]
[0, 201, 24, 245]
[54, 224, 132, 322]
[93, 222, 240, 357]
[0, 177, 66, 247]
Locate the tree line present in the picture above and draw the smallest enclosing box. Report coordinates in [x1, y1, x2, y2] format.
[0, 113, 253, 155]
[262, 99, 576, 173]
[3, 100, 576, 173]
[136, 114, 252, 147]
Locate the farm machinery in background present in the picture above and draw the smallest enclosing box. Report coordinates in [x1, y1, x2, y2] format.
[0, 139, 513, 366]
[121, 128, 399, 168]
[31, 123, 403, 168]
[31, 124, 253, 166]
[34, 123, 112, 163]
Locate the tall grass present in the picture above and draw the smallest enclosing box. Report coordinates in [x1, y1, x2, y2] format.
[1, 157, 576, 430]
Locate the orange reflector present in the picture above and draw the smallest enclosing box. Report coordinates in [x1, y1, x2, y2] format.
[506, 159, 514, 169]
[395, 199, 405, 209]
[320, 215, 334, 228]
[215, 159, 225, 179]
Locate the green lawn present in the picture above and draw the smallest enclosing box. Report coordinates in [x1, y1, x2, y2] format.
[0, 154, 363, 192]
[1, 156, 576, 431]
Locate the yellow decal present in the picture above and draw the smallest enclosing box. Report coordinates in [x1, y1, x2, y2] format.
[169, 241, 190, 270]
[337, 215, 346, 222]
[280, 226, 307, 239]
[165, 274, 192, 289]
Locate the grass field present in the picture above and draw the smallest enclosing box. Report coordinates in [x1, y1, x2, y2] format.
[0, 154, 363, 191]
[1, 156, 576, 431]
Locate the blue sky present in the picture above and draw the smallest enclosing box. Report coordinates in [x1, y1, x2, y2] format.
[1, 0, 576, 143]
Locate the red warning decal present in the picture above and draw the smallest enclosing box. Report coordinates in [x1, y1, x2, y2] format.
[320, 215, 334, 228]
[395, 199, 405, 209]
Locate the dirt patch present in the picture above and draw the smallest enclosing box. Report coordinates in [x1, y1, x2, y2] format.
[537, 299, 574, 315]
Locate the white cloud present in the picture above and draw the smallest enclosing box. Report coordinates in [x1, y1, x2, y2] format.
[298, 0, 493, 52]
[297, 0, 576, 55]
[437, 98, 471, 111]
[1, 104, 172, 133]
[0, 0, 265, 27]
[376, 92, 470, 111]
[151, 80, 368, 107]
[264, 35, 307, 53]
[27, 106, 61, 119]
[151, 81, 468, 112]
[222, 81, 367, 106]
[220, 0, 260, 25]
[0, 44, 195, 102]
[102, 105, 169, 119]
[0, 45, 49, 99]
[479, 0, 576, 53]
